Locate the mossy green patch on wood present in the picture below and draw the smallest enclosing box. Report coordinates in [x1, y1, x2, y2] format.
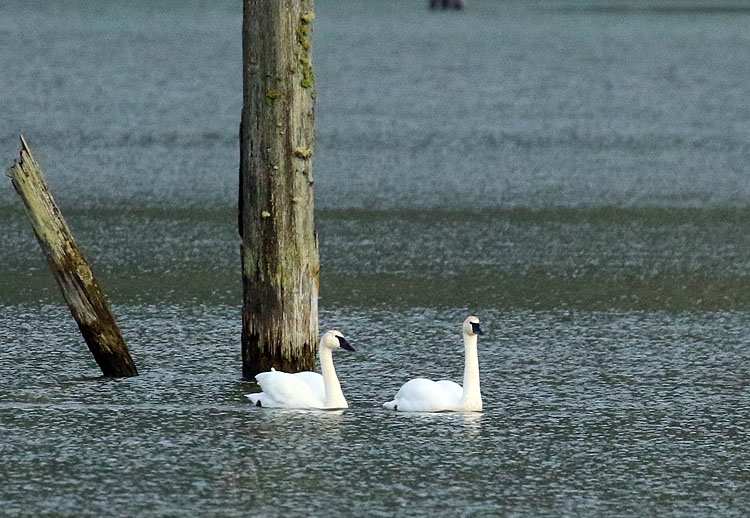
[298, 54, 315, 88]
[295, 24, 310, 51]
[301, 72, 314, 89]
[265, 89, 281, 106]
[295, 14, 315, 89]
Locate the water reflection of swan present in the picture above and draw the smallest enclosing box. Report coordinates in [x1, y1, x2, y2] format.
[245, 331, 355, 409]
[400, 409, 483, 433]
[258, 408, 346, 426]
[255, 408, 347, 440]
[384, 316, 484, 412]
[459, 411, 482, 433]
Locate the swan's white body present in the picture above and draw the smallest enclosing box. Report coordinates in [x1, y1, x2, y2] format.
[384, 316, 483, 412]
[246, 331, 354, 409]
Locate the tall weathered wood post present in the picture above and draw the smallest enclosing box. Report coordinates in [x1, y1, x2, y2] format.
[239, 0, 320, 378]
[7, 137, 138, 377]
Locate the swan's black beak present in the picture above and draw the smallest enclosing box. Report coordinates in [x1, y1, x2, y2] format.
[337, 336, 356, 352]
[471, 322, 484, 335]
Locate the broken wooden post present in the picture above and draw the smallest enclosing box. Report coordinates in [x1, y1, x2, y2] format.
[6, 136, 138, 377]
[239, 0, 320, 378]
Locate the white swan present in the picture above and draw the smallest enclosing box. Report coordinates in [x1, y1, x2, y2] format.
[383, 316, 484, 412]
[246, 330, 355, 409]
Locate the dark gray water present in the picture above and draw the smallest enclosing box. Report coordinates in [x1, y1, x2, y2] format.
[1, 1, 750, 516]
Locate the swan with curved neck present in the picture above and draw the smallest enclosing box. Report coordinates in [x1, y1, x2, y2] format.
[383, 316, 484, 412]
[246, 330, 355, 409]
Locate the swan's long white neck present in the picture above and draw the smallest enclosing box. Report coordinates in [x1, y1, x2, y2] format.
[319, 343, 348, 409]
[459, 332, 482, 410]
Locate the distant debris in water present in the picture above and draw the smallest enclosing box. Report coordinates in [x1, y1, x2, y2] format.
[429, 0, 464, 10]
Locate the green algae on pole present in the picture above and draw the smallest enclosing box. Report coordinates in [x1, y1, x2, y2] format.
[6, 136, 138, 377]
[239, 1, 320, 378]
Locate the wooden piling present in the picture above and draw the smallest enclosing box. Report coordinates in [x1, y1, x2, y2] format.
[6, 136, 138, 377]
[239, 0, 320, 378]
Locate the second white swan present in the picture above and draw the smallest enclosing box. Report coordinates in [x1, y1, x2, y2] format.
[383, 316, 484, 412]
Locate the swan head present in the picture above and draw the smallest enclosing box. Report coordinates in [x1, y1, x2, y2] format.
[321, 330, 356, 352]
[463, 316, 484, 336]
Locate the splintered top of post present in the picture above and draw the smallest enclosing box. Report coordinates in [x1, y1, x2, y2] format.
[20, 135, 30, 154]
[7, 135, 36, 180]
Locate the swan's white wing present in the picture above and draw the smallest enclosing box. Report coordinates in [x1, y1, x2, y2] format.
[254, 370, 325, 408]
[384, 378, 460, 412]
[435, 379, 463, 401]
[290, 371, 325, 402]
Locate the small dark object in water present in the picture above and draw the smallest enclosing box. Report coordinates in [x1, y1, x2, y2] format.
[429, 0, 464, 10]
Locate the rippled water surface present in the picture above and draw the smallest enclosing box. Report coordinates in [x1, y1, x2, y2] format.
[1, 1, 750, 516]
[2, 306, 750, 517]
